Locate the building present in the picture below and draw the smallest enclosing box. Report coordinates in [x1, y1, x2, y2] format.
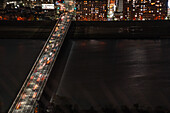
[123, 0, 168, 20]
[64, 0, 75, 11]
[76, 0, 108, 21]
[117, 0, 123, 12]
[168, 0, 170, 17]
[108, 0, 116, 20]
[21, 0, 54, 7]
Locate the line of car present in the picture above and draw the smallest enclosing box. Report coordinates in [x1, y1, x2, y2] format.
[12, 12, 72, 113]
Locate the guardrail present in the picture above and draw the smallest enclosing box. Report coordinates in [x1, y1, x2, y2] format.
[8, 12, 73, 113]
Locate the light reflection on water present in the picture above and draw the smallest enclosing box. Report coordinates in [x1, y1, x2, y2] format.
[1, 39, 170, 111]
[57, 39, 170, 109]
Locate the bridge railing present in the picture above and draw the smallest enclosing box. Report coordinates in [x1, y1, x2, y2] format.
[8, 12, 73, 113]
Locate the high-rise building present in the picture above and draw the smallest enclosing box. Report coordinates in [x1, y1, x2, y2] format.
[76, 0, 108, 21]
[117, 0, 123, 12]
[168, 0, 170, 17]
[108, 0, 117, 19]
[64, 0, 75, 12]
[123, 0, 168, 20]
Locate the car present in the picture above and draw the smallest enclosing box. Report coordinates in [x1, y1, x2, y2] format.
[37, 63, 46, 70]
[61, 26, 65, 30]
[46, 45, 50, 49]
[57, 34, 61, 37]
[52, 33, 57, 37]
[21, 93, 26, 99]
[53, 47, 58, 52]
[33, 84, 39, 90]
[67, 19, 70, 22]
[22, 93, 30, 100]
[30, 75, 34, 80]
[37, 77, 41, 82]
[44, 48, 48, 52]
[46, 59, 51, 65]
[61, 16, 65, 20]
[39, 73, 43, 77]
[25, 88, 32, 93]
[55, 27, 58, 32]
[24, 105, 32, 110]
[50, 43, 55, 48]
[34, 72, 40, 77]
[16, 102, 21, 109]
[43, 56, 48, 60]
[56, 42, 60, 46]
[27, 81, 35, 87]
[51, 37, 55, 40]
[32, 92, 37, 99]
[20, 101, 27, 105]
[42, 70, 46, 74]
[51, 53, 55, 58]
[41, 76, 46, 81]
[49, 52, 53, 56]
[44, 65, 48, 70]
[49, 39, 55, 43]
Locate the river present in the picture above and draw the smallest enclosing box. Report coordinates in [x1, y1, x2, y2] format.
[57, 39, 170, 110]
[1, 39, 170, 112]
[0, 39, 45, 112]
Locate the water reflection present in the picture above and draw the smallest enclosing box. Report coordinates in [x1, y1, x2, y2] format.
[57, 39, 170, 109]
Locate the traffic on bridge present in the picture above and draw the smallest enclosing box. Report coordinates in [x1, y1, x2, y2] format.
[8, 12, 72, 113]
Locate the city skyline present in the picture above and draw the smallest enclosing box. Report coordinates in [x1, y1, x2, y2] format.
[0, 0, 170, 21]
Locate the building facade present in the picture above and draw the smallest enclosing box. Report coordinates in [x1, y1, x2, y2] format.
[123, 0, 168, 20]
[21, 0, 54, 7]
[76, 0, 108, 21]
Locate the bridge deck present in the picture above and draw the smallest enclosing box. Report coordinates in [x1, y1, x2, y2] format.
[8, 12, 72, 113]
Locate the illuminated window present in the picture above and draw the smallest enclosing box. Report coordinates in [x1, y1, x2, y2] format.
[84, 1, 87, 4]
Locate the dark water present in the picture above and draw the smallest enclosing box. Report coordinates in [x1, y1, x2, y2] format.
[0, 39, 45, 112]
[57, 39, 170, 109]
[2, 39, 170, 112]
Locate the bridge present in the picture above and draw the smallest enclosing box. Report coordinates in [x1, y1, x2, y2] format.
[8, 12, 73, 113]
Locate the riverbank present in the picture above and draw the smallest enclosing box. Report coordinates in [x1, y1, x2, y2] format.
[0, 21, 56, 39]
[70, 20, 170, 39]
